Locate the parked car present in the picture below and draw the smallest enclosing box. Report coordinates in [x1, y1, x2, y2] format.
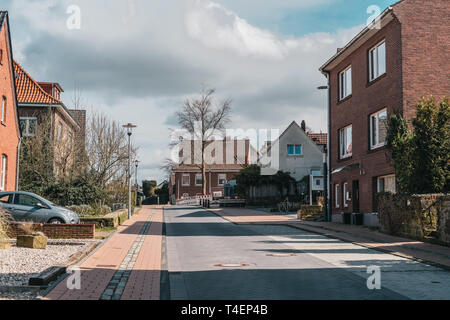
[0, 191, 80, 224]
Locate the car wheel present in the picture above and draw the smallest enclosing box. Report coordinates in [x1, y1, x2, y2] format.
[48, 218, 64, 224]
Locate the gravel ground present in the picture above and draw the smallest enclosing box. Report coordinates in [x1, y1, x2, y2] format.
[0, 239, 102, 300]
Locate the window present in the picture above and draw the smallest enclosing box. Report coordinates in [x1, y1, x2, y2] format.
[287, 144, 302, 156]
[182, 174, 190, 186]
[339, 125, 352, 158]
[377, 174, 396, 193]
[19, 117, 37, 136]
[218, 174, 227, 186]
[195, 174, 202, 186]
[369, 41, 386, 81]
[311, 170, 321, 175]
[1, 96, 5, 124]
[0, 49, 3, 65]
[335, 184, 340, 208]
[67, 132, 73, 151]
[339, 66, 352, 100]
[13, 194, 40, 207]
[0, 155, 6, 191]
[57, 122, 63, 142]
[0, 194, 12, 204]
[343, 183, 349, 208]
[370, 109, 387, 149]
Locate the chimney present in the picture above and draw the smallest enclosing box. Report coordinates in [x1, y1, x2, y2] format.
[301, 120, 306, 132]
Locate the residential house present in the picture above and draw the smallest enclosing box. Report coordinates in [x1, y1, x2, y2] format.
[13, 61, 86, 178]
[0, 12, 20, 192]
[257, 121, 327, 202]
[320, 0, 450, 222]
[169, 139, 252, 200]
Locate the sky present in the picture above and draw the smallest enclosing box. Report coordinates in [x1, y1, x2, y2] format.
[2, 0, 396, 183]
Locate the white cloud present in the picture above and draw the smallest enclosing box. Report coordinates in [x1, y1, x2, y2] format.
[5, 0, 361, 183]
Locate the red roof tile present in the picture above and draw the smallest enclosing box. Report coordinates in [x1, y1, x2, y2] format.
[307, 133, 328, 148]
[13, 61, 61, 104]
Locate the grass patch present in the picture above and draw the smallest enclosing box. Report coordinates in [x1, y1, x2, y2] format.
[95, 226, 117, 240]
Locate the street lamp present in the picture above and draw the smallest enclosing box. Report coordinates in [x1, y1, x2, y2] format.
[123, 123, 137, 220]
[134, 159, 140, 208]
[318, 83, 330, 222]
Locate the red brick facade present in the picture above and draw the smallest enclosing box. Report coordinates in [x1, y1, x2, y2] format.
[0, 13, 20, 192]
[6, 222, 95, 239]
[321, 0, 450, 215]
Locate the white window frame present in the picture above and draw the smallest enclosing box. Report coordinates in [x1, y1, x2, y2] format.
[195, 174, 202, 186]
[370, 108, 388, 149]
[1, 96, 5, 124]
[287, 144, 302, 156]
[339, 66, 352, 100]
[339, 125, 352, 159]
[335, 184, 340, 208]
[57, 122, 63, 142]
[343, 183, 348, 208]
[0, 154, 6, 191]
[19, 117, 37, 137]
[377, 174, 396, 193]
[218, 174, 227, 186]
[369, 40, 386, 81]
[181, 174, 190, 187]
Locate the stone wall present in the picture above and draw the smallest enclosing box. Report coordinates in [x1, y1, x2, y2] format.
[377, 193, 450, 246]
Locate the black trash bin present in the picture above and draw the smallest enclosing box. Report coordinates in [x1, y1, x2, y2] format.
[354, 213, 364, 225]
[343, 212, 352, 225]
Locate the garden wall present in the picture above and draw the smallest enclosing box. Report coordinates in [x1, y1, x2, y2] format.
[6, 223, 95, 239]
[377, 193, 450, 246]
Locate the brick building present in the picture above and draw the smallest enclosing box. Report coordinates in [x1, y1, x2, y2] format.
[13, 61, 85, 178]
[0, 12, 20, 192]
[320, 0, 450, 220]
[169, 139, 252, 200]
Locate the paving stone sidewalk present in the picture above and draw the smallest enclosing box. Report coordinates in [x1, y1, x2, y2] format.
[209, 207, 450, 270]
[43, 206, 163, 300]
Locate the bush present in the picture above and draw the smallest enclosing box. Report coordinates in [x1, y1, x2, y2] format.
[0, 210, 9, 242]
[68, 204, 112, 217]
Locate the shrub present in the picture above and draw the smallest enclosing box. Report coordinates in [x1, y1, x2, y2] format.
[0, 210, 9, 242]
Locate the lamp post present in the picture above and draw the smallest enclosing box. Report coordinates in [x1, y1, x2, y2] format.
[123, 123, 137, 220]
[134, 159, 140, 208]
[318, 83, 330, 222]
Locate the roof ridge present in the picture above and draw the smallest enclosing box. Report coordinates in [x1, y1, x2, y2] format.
[14, 60, 61, 104]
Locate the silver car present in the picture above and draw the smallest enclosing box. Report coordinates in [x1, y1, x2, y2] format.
[0, 191, 80, 224]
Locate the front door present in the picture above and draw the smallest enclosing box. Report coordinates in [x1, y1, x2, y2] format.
[352, 180, 360, 213]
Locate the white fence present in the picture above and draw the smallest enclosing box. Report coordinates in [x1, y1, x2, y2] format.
[175, 195, 212, 206]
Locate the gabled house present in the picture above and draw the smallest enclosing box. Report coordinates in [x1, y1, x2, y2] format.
[13, 61, 86, 178]
[320, 0, 450, 222]
[0, 11, 21, 192]
[260, 121, 326, 182]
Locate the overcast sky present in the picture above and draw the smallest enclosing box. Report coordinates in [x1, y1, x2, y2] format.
[2, 0, 394, 183]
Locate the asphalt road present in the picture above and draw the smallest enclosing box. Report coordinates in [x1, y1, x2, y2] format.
[163, 206, 450, 300]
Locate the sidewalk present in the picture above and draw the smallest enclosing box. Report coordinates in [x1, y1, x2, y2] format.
[43, 206, 163, 300]
[209, 207, 450, 270]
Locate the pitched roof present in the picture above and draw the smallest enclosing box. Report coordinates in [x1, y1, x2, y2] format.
[13, 60, 62, 104]
[307, 133, 328, 148]
[0, 12, 6, 30]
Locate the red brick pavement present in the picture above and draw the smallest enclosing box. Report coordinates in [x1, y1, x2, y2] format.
[44, 206, 163, 300]
[210, 207, 450, 270]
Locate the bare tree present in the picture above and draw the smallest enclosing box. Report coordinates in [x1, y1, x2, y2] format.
[174, 87, 232, 194]
[85, 111, 137, 189]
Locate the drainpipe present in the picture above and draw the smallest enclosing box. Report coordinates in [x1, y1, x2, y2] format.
[15, 137, 22, 191]
[325, 71, 331, 222]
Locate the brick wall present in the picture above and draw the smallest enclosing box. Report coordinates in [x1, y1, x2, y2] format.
[172, 171, 238, 198]
[329, 19, 402, 214]
[393, 0, 450, 120]
[6, 222, 95, 239]
[0, 17, 20, 192]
